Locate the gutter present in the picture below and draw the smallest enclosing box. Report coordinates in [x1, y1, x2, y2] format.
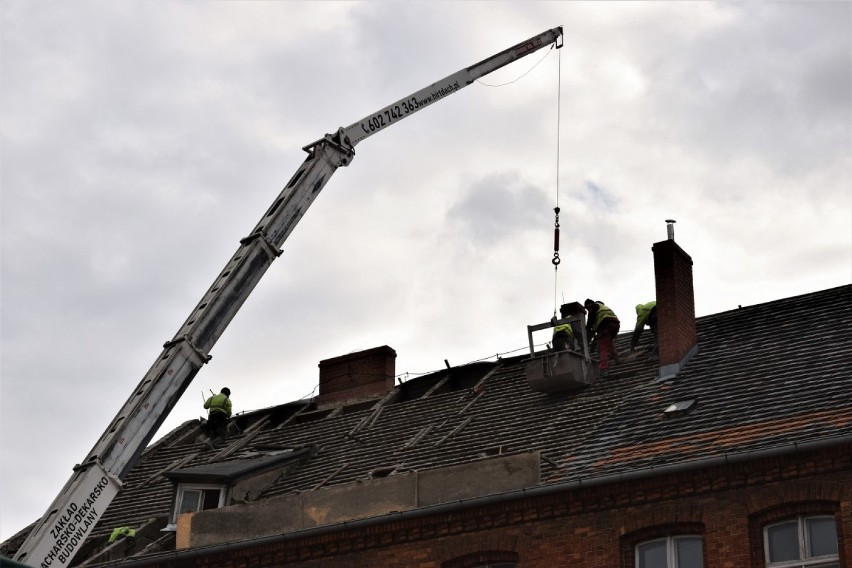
[94, 434, 852, 567]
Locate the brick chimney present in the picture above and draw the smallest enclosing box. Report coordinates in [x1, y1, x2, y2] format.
[317, 346, 396, 408]
[652, 223, 698, 379]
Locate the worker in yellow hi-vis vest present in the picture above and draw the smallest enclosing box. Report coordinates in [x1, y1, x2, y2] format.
[630, 301, 658, 356]
[108, 526, 135, 544]
[203, 387, 232, 448]
[553, 303, 584, 352]
[584, 299, 621, 371]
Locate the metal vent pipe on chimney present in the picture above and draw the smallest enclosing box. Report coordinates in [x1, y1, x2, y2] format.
[652, 225, 698, 380]
[666, 219, 676, 241]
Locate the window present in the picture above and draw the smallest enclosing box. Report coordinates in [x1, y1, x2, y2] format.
[441, 551, 518, 568]
[764, 515, 839, 567]
[167, 483, 225, 529]
[178, 486, 223, 514]
[448, 563, 515, 568]
[637, 535, 703, 568]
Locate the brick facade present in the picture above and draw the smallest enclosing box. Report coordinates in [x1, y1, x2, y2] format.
[118, 444, 851, 568]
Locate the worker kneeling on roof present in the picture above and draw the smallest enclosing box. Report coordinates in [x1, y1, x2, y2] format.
[203, 387, 232, 448]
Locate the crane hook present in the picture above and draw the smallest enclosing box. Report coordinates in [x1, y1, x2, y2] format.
[552, 206, 561, 266]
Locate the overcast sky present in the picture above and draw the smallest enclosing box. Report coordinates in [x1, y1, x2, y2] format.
[1, 1, 850, 543]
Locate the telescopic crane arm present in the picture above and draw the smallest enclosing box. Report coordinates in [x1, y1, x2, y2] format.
[14, 26, 562, 567]
[342, 26, 563, 147]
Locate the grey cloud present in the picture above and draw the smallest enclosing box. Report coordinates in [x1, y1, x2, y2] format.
[582, 180, 619, 210]
[652, 3, 851, 175]
[446, 173, 550, 246]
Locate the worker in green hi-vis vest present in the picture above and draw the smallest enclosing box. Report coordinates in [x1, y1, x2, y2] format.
[108, 526, 135, 544]
[584, 299, 621, 371]
[630, 301, 658, 357]
[203, 387, 232, 448]
[552, 303, 584, 352]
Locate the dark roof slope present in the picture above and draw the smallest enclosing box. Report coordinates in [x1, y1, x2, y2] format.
[551, 284, 852, 481]
[3, 284, 850, 561]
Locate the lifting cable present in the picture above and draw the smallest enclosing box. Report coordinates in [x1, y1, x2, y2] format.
[475, 44, 558, 88]
[552, 43, 563, 318]
[471, 40, 564, 317]
[400, 39, 566, 381]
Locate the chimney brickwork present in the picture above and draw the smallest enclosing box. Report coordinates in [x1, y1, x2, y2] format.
[317, 346, 396, 408]
[652, 239, 698, 378]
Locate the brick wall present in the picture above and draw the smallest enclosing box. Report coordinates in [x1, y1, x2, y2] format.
[132, 444, 851, 568]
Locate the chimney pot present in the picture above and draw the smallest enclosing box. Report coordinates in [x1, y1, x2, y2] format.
[665, 219, 676, 241]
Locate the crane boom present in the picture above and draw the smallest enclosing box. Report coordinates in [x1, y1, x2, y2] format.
[342, 26, 563, 147]
[14, 26, 563, 567]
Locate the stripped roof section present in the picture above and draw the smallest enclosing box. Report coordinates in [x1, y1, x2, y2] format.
[2, 284, 850, 560]
[91, 284, 852, 533]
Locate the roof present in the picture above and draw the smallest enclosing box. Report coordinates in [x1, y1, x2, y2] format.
[3, 284, 851, 561]
[162, 447, 310, 483]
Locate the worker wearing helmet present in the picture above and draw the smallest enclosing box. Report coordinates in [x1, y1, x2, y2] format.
[552, 303, 583, 352]
[203, 387, 232, 448]
[630, 301, 658, 356]
[584, 299, 621, 371]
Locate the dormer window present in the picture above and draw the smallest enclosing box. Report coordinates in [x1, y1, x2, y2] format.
[177, 484, 225, 516]
[165, 483, 226, 530]
[162, 446, 312, 531]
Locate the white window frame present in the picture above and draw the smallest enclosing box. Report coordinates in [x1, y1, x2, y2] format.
[635, 534, 704, 568]
[763, 515, 839, 568]
[165, 483, 226, 530]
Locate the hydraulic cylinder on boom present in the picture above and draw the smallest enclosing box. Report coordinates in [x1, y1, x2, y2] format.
[14, 26, 563, 567]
